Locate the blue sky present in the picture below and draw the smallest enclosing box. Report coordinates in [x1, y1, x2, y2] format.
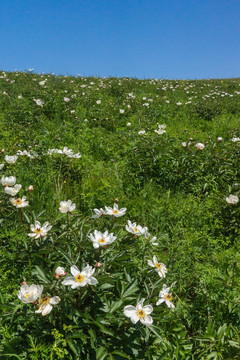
[1, 0, 239, 79]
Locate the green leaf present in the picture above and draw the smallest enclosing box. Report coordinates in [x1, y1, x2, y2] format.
[33, 265, 50, 283]
[111, 350, 130, 358]
[96, 346, 108, 360]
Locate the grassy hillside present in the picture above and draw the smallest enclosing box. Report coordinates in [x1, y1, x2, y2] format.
[0, 70, 240, 359]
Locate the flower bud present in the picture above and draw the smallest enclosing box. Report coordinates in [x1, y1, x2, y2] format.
[28, 185, 34, 191]
[97, 262, 102, 268]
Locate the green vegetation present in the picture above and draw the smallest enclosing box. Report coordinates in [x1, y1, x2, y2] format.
[0, 70, 239, 359]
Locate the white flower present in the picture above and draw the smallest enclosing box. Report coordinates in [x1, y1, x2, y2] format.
[156, 283, 175, 309]
[0, 164, 4, 170]
[47, 148, 59, 155]
[125, 220, 143, 236]
[127, 122, 131, 127]
[10, 196, 29, 208]
[120, 109, 125, 114]
[64, 97, 70, 102]
[105, 203, 127, 217]
[124, 299, 153, 326]
[147, 255, 167, 278]
[28, 221, 52, 239]
[4, 184, 22, 196]
[33, 99, 44, 107]
[92, 208, 106, 218]
[17, 284, 43, 304]
[55, 266, 66, 278]
[149, 236, 158, 246]
[35, 296, 61, 316]
[1, 176, 16, 187]
[5, 155, 18, 164]
[226, 195, 239, 205]
[62, 265, 98, 288]
[232, 136, 240, 142]
[138, 130, 146, 135]
[182, 142, 187, 147]
[154, 124, 166, 135]
[60, 147, 74, 157]
[96, 100, 101, 104]
[59, 200, 76, 213]
[217, 137, 223, 142]
[176, 102, 182, 106]
[39, 80, 47, 86]
[196, 143, 205, 150]
[89, 230, 117, 249]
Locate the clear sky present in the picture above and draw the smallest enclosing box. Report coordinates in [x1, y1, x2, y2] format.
[1, 0, 239, 79]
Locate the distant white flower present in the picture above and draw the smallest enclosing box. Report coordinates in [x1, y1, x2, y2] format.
[149, 236, 158, 246]
[124, 299, 153, 326]
[0, 164, 4, 170]
[156, 283, 175, 309]
[28, 185, 34, 191]
[196, 143, 205, 150]
[64, 97, 70, 102]
[18, 284, 43, 304]
[10, 196, 29, 208]
[226, 195, 239, 205]
[96, 100, 101, 104]
[4, 184, 22, 196]
[138, 130, 146, 135]
[92, 208, 106, 218]
[1, 176, 16, 187]
[147, 255, 167, 278]
[33, 99, 44, 107]
[120, 109, 125, 114]
[89, 230, 117, 249]
[127, 122, 131, 127]
[59, 200, 76, 213]
[176, 102, 182, 106]
[62, 265, 98, 288]
[217, 137, 223, 142]
[5, 155, 18, 164]
[28, 221, 52, 239]
[35, 296, 60, 316]
[105, 203, 127, 217]
[39, 80, 47, 86]
[182, 142, 187, 147]
[232, 137, 240, 142]
[18, 95, 23, 99]
[154, 124, 166, 135]
[125, 220, 143, 236]
[47, 148, 59, 155]
[54, 266, 66, 279]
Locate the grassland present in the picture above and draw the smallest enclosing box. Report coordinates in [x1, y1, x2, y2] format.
[0, 70, 239, 359]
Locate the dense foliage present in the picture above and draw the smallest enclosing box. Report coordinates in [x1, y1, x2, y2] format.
[0, 70, 240, 359]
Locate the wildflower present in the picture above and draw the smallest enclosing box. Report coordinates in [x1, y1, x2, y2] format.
[120, 109, 125, 114]
[10, 196, 29, 208]
[1, 176, 16, 187]
[62, 265, 98, 288]
[17, 284, 43, 304]
[4, 184, 22, 196]
[156, 283, 175, 309]
[96, 100, 101, 104]
[92, 208, 106, 218]
[127, 122, 131, 126]
[147, 255, 167, 278]
[28, 221, 52, 239]
[154, 124, 166, 135]
[138, 130, 146, 135]
[28, 185, 34, 191]
[59, 200, 76, 213]
[105, 203, 127, 217]
[64, 97, 70, 102]
[149, 236, 158, 246]
[89, 230, 117, 249]
[55, 266, 67, 279]
[125, 220, 143, 236]
[232, 136, 240, 142]
[218, 137, 223, 142]
[35, 296, 61, 316]
[0, 164, 4, 170]
[33, 99, 44, 107]
[5, 155, 18, 164]
[196, 143, 205, 150]
[124, 299, 153, 326]
[226, 195, 239, 205]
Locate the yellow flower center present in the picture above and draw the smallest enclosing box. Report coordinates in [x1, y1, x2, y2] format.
[75, 274, 85, 282]
[34, 228, 42, 234]
[40, 297, 50, 305]
[137, 309, 145, 318]
[155, 263, 162, 270]
[15, 198, 22, 204]
[133, 227, 139, 233]
[98, 238, 106, 244]
[113, 210, 119, 214]
[25, 291, 34, 299]
[165, 294, 173, 301]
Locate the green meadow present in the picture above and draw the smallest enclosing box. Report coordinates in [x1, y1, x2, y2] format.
[0, 70, 239, 359]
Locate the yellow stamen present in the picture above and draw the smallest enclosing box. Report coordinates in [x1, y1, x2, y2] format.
[98, 238, 106, 244]
[137, 309, 145, 318]
[15, 198, 22, 204]
[34, 228, 42, 234]
[40, 297, 50, 305]
[165, 294, 173, 301]
[155, 263, 162, 270]
[75, 274, 85, 282]
[113, 210, 119, 214]
[133, 227, 139, 233]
